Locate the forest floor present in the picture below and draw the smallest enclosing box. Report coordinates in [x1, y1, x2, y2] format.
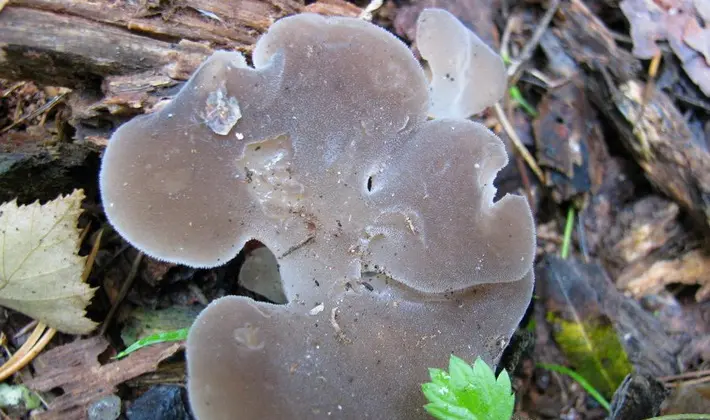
[1, 0, 710, 419]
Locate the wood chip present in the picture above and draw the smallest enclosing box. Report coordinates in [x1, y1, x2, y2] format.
[25, 336, 181, 420]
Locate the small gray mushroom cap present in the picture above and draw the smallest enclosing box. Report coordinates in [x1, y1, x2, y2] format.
[98, 8, 535, 420]
[417, 8, 508, 118]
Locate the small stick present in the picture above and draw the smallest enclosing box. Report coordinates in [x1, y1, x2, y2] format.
[0, 92, 68, 133]
[13, 320, 39, 340]
[100, 251, 144, 336]
[659, 368, 710, 382]
[493, 103, 545, 183]
[664, 374, 710, 388]
[506, 0, 562, 85]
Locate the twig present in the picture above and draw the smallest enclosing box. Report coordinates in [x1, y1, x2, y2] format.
[660, 368, 710, 382]
[359, 0, 383, 21]
[0, 92, 68, 133]
[1, 81, 23, 98]
[13, 320, 39, 340]
[499, 14, 520, 63]
[506, 0, 562, 85]
[664, 374, 710, 388]
[99, 251, 144, 335]
[493, 102, 545, 183]
[330, 307, 351, 344]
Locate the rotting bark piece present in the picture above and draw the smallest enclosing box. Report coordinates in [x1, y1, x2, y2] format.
[303, 0, 361, 17]
[0, 0, 303, 86]
[554, 0, 641, 81]
[612, 82, 710, 232]
[619, 249, 710, 302]
[532, 80, 607, 202]
[0, 134, 98, 205]
[537, 256, 681, 381]
[581, 158, 639, 258]
[0, 7, 212, 89]
[608, 374, 668, 420]
[25, 336, 181, 420]
[553, 0, 710, 233]
[600, 196, 682, 274]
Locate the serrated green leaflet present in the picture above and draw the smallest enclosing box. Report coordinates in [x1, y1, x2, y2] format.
[422, 355, 515, 420]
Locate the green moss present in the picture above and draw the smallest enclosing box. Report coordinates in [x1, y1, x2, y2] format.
[548, 314, 633, 397]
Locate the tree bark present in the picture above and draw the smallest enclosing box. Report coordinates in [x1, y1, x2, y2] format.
[0, 0, 303, 88]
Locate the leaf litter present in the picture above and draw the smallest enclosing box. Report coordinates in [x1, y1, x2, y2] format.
[0, 189, 96, 334]
[3, 0, 710, 418]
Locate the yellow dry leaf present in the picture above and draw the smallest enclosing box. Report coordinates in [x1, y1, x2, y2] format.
[0, 189, 97, 334]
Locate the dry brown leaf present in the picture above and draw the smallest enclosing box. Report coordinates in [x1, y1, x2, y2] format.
[620, 0, 710, 96]
[25, 336, 182, 420]
[0, 189, 96, 334]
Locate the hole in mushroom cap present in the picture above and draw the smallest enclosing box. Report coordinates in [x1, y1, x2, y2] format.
[237, 241, 288, 305]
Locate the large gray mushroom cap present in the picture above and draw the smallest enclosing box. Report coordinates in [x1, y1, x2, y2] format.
[99, 8, 534, 419]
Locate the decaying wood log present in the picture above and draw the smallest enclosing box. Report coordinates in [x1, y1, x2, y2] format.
[550, 0, 710, 235]
[0, 0, 302, 88]
[0, 0, 304, 135]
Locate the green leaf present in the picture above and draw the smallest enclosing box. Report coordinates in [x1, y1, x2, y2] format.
[114, 327, 189, 359]
[494, 369, 515, 418]
[429, 368, 450, 386]
[424, 402, 477, 420]
[120, 306, 199, 348]
[422, 383, 457, 406]
[448, 355, 475, 392]
[422, 355, 515, 420]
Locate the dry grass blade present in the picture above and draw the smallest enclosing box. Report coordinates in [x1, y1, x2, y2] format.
[660, 368, 710, 382]
[0, 322, 56, 381]
[493, 102, 546, 183]
[81, 229, 103, 283]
